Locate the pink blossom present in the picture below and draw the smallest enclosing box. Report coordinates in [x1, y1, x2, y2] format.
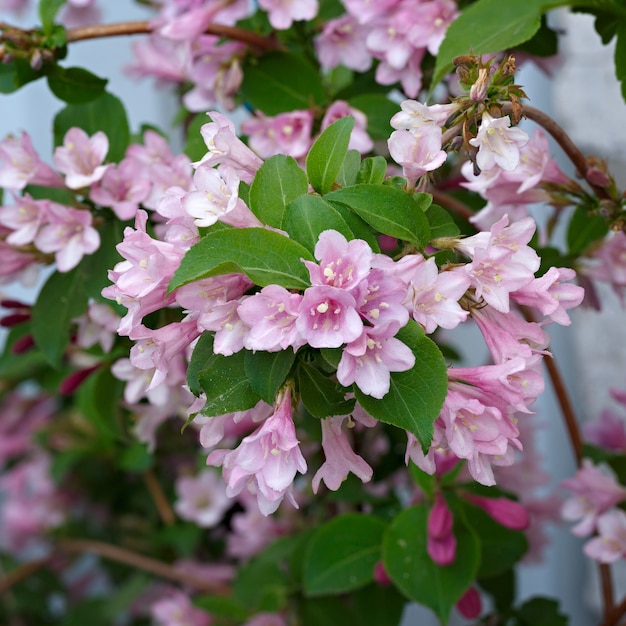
[258, 0, 319, 30]
[175, 469, 231, 527]
[89, 158, 151, 220]
[342, 0, 401, 24]
[390, 100, 459, 131]
[74, 302, 120, 352]
[242, 110, 313, 160]
[583, 509, 626, 563]
[388, 126, 447, 185]
[561, 459, 626, 536]
[583, 408, 626, 453]
[0, 132, 63, 190]
[243, 613, 287, 626]
[469, 112, 529, 172]
[53, 127, 110, 189]
[238, 285, 304, 352]
[321, 101, 373, 154]
[427, 494, 456, 566]
[35, 203, 100, 272]
[337, 326, 414, 398]
[198, 299, 250, 355]
[376, 48, 425, 98]
[0, 193, 49, 246]
[464, 494, 530, 531]
[227, 504, 285, 559]
[128, 34, 191, 84]
[207, 387, 307, 515]
[315, 15, 372, 72]
[357, 268, 409, 335]
[312, 415, 373, 492]
[407, 0, 458, 56]
[151, 589, 211, 626]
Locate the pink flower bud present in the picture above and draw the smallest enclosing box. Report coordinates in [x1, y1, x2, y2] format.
[373, 561, 392, 586]
[428, 494, 453, 539]
[427, 534, 457, 566]
[11, 334, 35, 354]
[456, 586, 482, 619]
[469, 68, 489, 102]
[0, 312, 31, 327]
[59, 365, 100, 395]
[466, 494, 530, 531]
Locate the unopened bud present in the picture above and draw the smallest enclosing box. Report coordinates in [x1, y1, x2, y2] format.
[465, 494, 530, 531]
[469, 68, 489, 102]
[0, 312, 31, 327]
[587, 167, 611, 188]
[59, 364, 100, 395]
[30, 49, 43, 71]
[11, 334, 35, 354]
[373, 561, 391, 586]
[456, 586, 482, 619]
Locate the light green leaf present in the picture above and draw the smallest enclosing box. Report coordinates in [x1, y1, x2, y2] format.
[168, 228, 314, 293]
[241, 51, 326, 115]
[354, 321, 447, 450]
[356, 156, 388, 185]
[303, 514, 386, 596]
[249, 155, 309, 228]
[39, 0, 67, 33]
[306, 117, 355, 195]
[336, 149, 361, 188]
[383, 503, 480, 624]
[325, 184, 431, 250]
[283, 195, 354, 253]
[432, 0, 570, 89]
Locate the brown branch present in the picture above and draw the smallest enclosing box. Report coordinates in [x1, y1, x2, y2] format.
[502, 103, 611, 201]
[65, 19, 278, 52]
[143, 469, 176, 526]
[0, 539, 231, 596]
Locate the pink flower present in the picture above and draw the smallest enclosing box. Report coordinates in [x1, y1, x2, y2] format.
[151, 590, 211, 626]
[388, 126, 447, 185]
[312, 415, 373, 492]
[390, 100, 459, 130]
[243, 613, 287, 626]
[315, 15, 372, 72]
[321, 101, 373, 154]
[258, 0, 319, 30]
[242, 110, 314, 160]
[207, 387, 307, 515]
[0, 193, 50, 246]
[34, 203, 100, 272]
[53, 127, 110, 189]
[561, 459, 626, 536]
[583, 509, 626, 563]
[427, 494, 456, 566]
[583, 408, 626, 453]
[469, 112, 529, 172]
[175, 469, 231, 527]
[0, 132, 62, 190]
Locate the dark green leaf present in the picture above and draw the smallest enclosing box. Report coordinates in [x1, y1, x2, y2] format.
[325, 185, 431, 250]
[356, 156, 388, 185]
[354, 321, 447, 450]
[31, 267, 89, 367]
[187, 332, 216, 397]
[245, 349, 297, 404]
[426, 203, 461, 239]
[0, 63, 19, 94]
[193, 596, 249, 621]
[337, 149, 361, 188]
[14, 58, 42, 89]
[297, 361, 355, 418]
[39, 0, 67, 33]
[303, 514, 386, 596]
[515, 597, 568, 626]
[329, 202, 381, 252]
[198, 349, 261, 416]
[382, 503, 480, 624]
[118, 441, 154, 472]
[566, 205, 609, 255]
[432, 0, 570, 88]
[299, 597, 354, 626]
[516, 16, 559, 57]
[283, 194, 354, 253]
[616, 21, 626, 103]
[241, 51, 326, 115]
[47, 65, 108, 103]
[168, 228, 314, 293]
[249, 154, 309, 228]
[350, 583, 406, 626]
[307, 117, 355, 195]
[53, 91, 130, 162]
[479, 569, 516, 614]
[348, 94, 400, 140]
[24, 184, 76, 205]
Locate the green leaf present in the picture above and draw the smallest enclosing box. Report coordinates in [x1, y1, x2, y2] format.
[299, 597, 355, 626]
[244, 349, 296, 404]
[118, 441, 154, 472]
[616, 21, 626, 103]
[348, 94, 400, 140]
[187, 333, 216, 397]
[354, 321, 447, 450]
[249, 154, 309, 228]
[425, 203, 461, 239]
[350, 584, 406, 626]
[432, 0, 570, 88]
[283, 195, 354, 253]
[458, 497, 528, 578]
[566, 205, 609, 255]
[198, 349, 261, 416]
[303, 514, 386, 596]
[325, 185, 431, 250]
[297, 361, 355, 418]
[329, 202, 381, 252]
[356, 156, 388, 185]
[382, 503, 480, 624]
[168, 228, 314, 293]
[479, 569, 516, 614]
[31, 268, 89, 367]
[306, 117, 355, 195]
[515, 597, 568, 626]
[241, 51, 326, 115]
[47, 65, 108, 104]
[193, 596, 249, 621]
[39, 0, 67, 33]
[0, 324, 47, 381]
[336, 149, 361, 188]
[53, 91, 130, 162]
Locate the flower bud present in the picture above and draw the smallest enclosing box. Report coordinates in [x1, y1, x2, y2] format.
[373, 561, 392, 586]
[470, 68, 489, 102]
[465, 494, 530, 531]
[456, 586, 482, 619]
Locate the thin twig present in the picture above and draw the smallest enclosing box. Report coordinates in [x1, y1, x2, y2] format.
[65, 19, 278, 52]
[143, 469, 176, 526]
